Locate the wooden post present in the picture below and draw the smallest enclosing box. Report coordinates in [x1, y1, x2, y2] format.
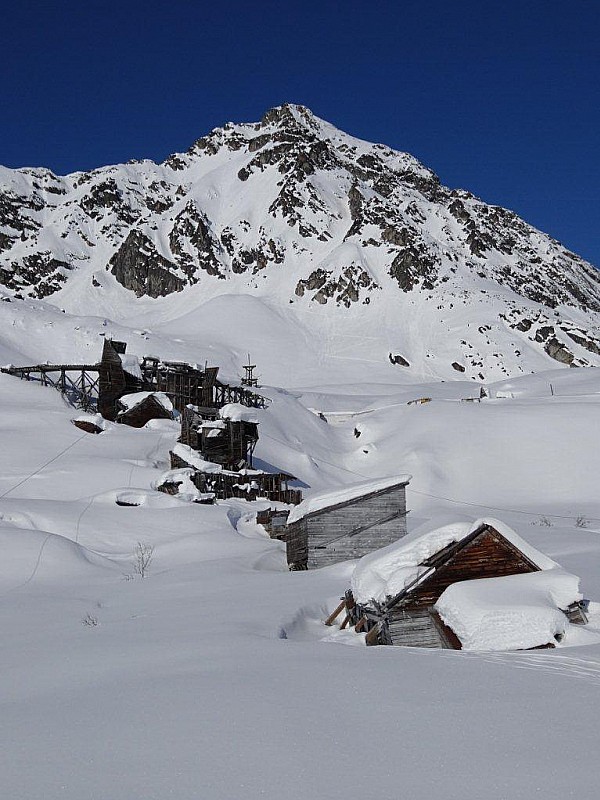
[324, 600, 346, 626]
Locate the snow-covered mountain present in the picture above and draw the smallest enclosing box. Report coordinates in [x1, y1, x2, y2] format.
[2, 103, 600, 382]
[4, 105, 600, 800]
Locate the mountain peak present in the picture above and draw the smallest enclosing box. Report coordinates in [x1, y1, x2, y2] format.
[2, 107, 600, 381]
[258, 103, 319, 130]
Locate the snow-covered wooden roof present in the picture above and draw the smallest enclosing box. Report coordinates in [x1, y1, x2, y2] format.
[287, 474, 411, 525]
[117, 391, 173, 413]
[351, 517, 558, 606]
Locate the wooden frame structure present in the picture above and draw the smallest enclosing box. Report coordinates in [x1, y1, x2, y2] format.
[1, 363, 100, 411]
[2, 339, 267, 419]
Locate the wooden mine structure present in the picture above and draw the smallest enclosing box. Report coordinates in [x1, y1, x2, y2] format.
[2, 339, 268, 421]
[240, 355, 259, 388]
[338, 522, 588, 649]
[178, 405, 258, 469]
[169, 456, 301, 505]
[98, 339, 267, 420]
[169, 404, 301, 505]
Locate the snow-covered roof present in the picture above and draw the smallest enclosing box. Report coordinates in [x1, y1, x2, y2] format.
[121, 354, 142, 379]
[73, 413, 106, 430]
[201, 420, 226, 429]
[287, 474, 411, 525]
[171, 443, 222, 473]
[351, 517, 558, 606]
[435, 568, 581, 651]
[219, 403, 260, 423]
[118, 391, 173, 413]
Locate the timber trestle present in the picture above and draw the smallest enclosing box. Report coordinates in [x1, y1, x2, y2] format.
[1, 364, 100, 411]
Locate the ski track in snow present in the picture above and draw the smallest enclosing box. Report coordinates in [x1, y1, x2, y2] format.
[463, 651, 600, 686]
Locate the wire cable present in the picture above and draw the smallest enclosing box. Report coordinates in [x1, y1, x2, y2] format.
[410, 487, 600, 524]
[261, 433, 600, 525]
[0, 431, 89, 500]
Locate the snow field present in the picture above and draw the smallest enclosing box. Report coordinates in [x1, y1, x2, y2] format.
[2, 328, 600, 797]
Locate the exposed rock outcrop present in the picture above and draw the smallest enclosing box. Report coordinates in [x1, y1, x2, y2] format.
[109, 230, 185, 298]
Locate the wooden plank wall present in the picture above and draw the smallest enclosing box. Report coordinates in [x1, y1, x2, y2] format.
[402, 529, 537, 608]
[386, 608, 447, 648]
[286, 485, 408, 570]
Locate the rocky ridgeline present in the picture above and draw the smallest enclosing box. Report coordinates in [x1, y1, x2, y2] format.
[2, 103, 600, 374]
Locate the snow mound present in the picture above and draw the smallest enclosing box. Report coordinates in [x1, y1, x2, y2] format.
[351, 517, 558, 605]
[114, 490, 185, 508]
[435, 568, 581, 651]
[0, 527, 117, 588]
[73, 412, 106, 430]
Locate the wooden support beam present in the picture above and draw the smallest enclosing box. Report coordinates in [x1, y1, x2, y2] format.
[324, 600, 346, 626]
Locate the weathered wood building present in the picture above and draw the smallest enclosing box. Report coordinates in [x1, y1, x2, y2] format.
[284, 476, 411, 570]
[116, 392, 174, 428]
[179, 405, 258, 469]
[98, 339, 267, 420]
[346, 521, 588, 649]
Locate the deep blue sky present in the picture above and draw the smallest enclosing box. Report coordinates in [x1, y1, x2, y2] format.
[2, 1, 598, 265]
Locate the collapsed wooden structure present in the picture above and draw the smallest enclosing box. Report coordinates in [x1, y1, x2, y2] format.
[335, 522, 588, 649]
[167, 404, 301, 505]
[116, 392, 174, 428]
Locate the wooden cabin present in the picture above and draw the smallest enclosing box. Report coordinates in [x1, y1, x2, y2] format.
[284, 476, 411, 570]
[116, 391, 174, 428]
[347, 521, 588, 650]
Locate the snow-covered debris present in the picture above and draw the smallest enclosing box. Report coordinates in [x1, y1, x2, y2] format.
[154, 468, 213, 503]
[171, 442, 222, 473]
[72, 412, 106, 432]
[351, 517, 557, 605]
[287, 474, 411, 525]
[435, 568, 582, 651]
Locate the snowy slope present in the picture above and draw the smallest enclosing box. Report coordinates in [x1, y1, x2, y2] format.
[2, 360, 600, 799]
[2, 103, 600, 383]
[3, 104, 600, 799]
